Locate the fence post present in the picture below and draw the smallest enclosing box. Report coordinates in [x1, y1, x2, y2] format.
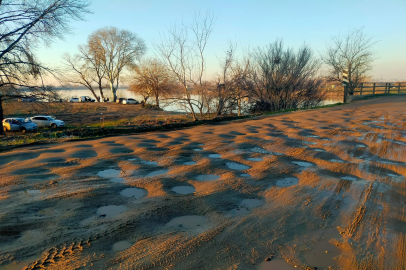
[389, 83, 391, 94]
[360, 83, 363, 95]
[373, 83, 376, 94]
[384, 83, 387, 94]
[399, 83, 401, 94]
[344, 84, 348, 103]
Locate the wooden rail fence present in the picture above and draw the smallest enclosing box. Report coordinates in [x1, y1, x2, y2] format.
[351, 82, 406, 95]
[344, 82, 406, 103]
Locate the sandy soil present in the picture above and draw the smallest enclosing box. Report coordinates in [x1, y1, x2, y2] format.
[1, 96, 406, 270]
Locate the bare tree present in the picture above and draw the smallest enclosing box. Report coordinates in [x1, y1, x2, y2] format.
[214, 43, 236, 117]
[248, 40, 323, 113]
[62, 42, 108, 101]
[0, 0, 90, 134]
[322, 28, 377, 94]
[87, 27, 146, 102]
[155, 12, 215, 120]
[62, 50, 104, 102]
[129, 58, 178, 109]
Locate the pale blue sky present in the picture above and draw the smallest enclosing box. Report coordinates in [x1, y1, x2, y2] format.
[38, 0, 406, 82]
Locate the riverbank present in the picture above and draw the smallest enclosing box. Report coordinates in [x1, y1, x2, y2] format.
[1, 101, 343, 148]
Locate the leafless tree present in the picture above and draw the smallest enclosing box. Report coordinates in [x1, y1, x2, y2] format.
[155, 12, 215, 120]
[62, 41, 109, 102]
[0, 0, 90, 134]
[248, 39, 323, 112]
[88, 26, 146, 102]
[129, 58, 179, 109]
[322, 28, 377, 94]
[214, 43, 236, 117]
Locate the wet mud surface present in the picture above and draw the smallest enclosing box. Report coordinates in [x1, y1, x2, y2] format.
[1, 97, 406, 269]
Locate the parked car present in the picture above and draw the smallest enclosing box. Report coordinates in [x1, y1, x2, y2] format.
[30, 116, 65, 128]
[2, 118, 38, 133]
[116, 98, 125, 104]
[18, 97, 38, 102]
[122, 98, 139, 105]
[79, 96, 95, 102]
[69, 97, 80, 103]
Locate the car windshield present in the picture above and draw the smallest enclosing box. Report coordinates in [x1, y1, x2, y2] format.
[46, 116, 55, 120]
[23, 118, 32, 123]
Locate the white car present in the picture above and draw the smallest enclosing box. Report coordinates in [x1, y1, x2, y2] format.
[30, 116, 65, 128]
[2, 118, 38, 133]
[122, 98, 139, 105]
[69, 97, 79, 103]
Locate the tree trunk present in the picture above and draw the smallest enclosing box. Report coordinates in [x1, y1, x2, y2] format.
[98, 83, 105, 101]
[0, 97, 4, 135]
[110, 81, 117, 102]
[155, 95, 160, 109]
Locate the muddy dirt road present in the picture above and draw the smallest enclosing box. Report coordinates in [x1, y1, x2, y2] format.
[1, 96, 406, 270]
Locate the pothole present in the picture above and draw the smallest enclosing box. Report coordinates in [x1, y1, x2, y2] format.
[341, 176, 357, 181]
[184, 161, 197, 165]
[208, 154, 222, 158]
[193, 148, 203, 152]
[240, 199, 263, 208]
[98, 169, 121, 178]
[225, 162, 250, 170]
[240, 174, 251, 177]
[247, 158, 263, 161]
[166, 215, 207, 229]
[229, 199, 264, 216]
[112, 241, 132, 252]
[120, 188, 146, 199]
[276, 177, 299, 187]
[195, 174, 220, 181]
[141, 160, 159, 165]
[250, 147, 270, 154]
[97, 205, 127, 218]
[292, 161, 313, 168]
[172, 186, 195, 194]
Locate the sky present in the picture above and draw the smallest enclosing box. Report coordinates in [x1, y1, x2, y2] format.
[37, 0, 406, 84]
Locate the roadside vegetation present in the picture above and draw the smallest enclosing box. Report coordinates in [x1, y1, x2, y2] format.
[0, 2, 377, 146]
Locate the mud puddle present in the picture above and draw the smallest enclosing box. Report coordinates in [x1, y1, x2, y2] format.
[302, 229, 342, 269]
[97, 205, 128, 218]
[247, 157, 263, 161]
[292, 161, 313, 168]
[112, 241, 132, 252]
[208, 154, 221, 158]
[98, 169, 121, 178]
[120, 188, 146, 199]
[240, 199, 263, 208]
[225, 162, 250, 170]
[183, 161, 197, 165]
[166, 215, 207, 229]
[258, 258, 297, 270]
[195, 174, 220, 181]
[172, 186, 195, 194]
[275, 177, 299, 187]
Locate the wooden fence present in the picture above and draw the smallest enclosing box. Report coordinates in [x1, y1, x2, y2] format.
[351, 82, 406, 95]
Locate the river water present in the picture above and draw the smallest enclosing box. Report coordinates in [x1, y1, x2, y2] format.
[54, 88, 342, 112]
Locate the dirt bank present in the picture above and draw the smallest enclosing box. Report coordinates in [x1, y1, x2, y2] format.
[1, 96, 406, 270]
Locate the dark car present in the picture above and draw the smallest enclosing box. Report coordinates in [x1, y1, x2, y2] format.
[116, 98, 126, 104]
